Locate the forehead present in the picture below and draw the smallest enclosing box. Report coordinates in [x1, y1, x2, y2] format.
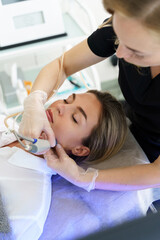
[113, 12, 159, 53]
[75, 92, 102, 121]
[76, 92, 98, 104]
[76, 92, 101, 108]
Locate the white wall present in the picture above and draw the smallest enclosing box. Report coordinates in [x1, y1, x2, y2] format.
[72, 0, 118, 83]
[53, 0, 118, 85]
[80, 0, 109, 25]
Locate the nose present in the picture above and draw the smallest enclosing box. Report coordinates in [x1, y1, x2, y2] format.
[57, 103, 65, 116]
[57, 103, 73, 116]
[116, 43, 133, 59]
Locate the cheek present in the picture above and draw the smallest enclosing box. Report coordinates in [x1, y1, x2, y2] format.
[124, 56, 150, 67]
[53, 122, 67, 142]
[52, 119, 75, 147]
[126, 53, 160, 67]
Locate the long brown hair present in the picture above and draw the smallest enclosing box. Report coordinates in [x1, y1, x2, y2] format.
[79, 90, 127, 164]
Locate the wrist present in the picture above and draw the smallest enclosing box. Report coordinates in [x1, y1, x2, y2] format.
[76, 167, 98, 192]
[24, 90, 48, 109]
[30, 90, 48, 104]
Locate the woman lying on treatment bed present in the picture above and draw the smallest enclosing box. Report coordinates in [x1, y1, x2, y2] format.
[0, 90, 127, 240]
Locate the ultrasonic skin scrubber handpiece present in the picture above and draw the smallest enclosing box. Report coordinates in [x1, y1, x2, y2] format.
[12, 131, 57, 154]
[26, 138, 51, 154]
[27, 138, 57, 154]
[4, 112, 57, 154]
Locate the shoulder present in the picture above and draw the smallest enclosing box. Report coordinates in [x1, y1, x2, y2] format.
[87, 18, 117, 57]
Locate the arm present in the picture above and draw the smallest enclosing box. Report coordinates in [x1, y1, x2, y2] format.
[44, 145, 160, 191]
[94, 158, 160, 191]
[19, 39, 105, 144]
[31, 39, 106, 97]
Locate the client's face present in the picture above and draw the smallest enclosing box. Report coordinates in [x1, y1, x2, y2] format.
[46, 92, 101, 154]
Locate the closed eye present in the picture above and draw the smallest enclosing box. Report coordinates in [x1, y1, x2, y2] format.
[133, 52, 144, 59]
[63, 94, 75, 104]
[63, 99, 68, 104]
[72, 115, 78, 124]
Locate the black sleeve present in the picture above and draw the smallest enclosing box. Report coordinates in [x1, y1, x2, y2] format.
[87, 21, 117, 58]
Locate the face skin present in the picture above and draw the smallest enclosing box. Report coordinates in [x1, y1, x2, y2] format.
[45, 92, 102, 157]
[113, 12, 160, 67]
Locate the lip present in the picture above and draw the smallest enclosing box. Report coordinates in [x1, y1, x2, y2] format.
[46, 109, 53, 123]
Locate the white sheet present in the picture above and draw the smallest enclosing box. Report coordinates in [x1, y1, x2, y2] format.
[1, 114, 160, 240]
[0, 146, 53, 240]
[0, 114, 55, 239]
[39, 129, 160, 240]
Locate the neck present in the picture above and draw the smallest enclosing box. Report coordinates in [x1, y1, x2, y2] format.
[150, 65, 160, 78]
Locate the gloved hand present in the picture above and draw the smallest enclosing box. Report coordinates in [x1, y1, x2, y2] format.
[19, 90, 56, 147]
[44, 144, 99, 192]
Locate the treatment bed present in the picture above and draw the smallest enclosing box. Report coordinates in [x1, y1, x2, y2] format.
[39, 127, 160, 240]
[0, 114, 159, 240]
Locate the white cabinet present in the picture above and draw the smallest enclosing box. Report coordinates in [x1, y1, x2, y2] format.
[0, 0, 101, 114]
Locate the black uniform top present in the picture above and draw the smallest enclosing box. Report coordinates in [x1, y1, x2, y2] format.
[87, 23, 160, 162]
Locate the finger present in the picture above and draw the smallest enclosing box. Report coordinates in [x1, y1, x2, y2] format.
[44, 149, 54, 157]
[44, 153, 59, 169]
[44, 149, 58, 162]
[55, 144, 68, 159]
[19, 123, 41, 139]
[40, 132, 48, 140]
[44, 126, 56, 147]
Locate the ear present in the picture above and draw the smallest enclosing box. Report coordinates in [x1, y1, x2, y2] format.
[71, 145, 90, 157]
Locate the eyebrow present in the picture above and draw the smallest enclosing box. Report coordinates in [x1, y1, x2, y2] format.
[73, 94, 87, 120]
[72, 93, 76, 101]
[77, 106, 87, 120]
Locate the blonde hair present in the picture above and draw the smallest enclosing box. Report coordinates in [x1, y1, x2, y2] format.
[81, 90, 127, 164]
[102, 0, 160, 39]
[98, 17, 112, 29]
